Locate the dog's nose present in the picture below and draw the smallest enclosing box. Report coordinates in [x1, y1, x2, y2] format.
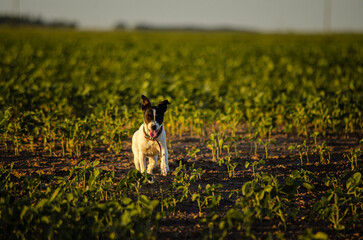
[151, 125, 157, 130]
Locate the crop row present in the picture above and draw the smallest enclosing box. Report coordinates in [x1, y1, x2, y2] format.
[1, 158, 362, 239]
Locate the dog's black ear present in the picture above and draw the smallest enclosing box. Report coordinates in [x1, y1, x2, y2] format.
[141, 95, 151, 112]
[157, 100, 170, 113]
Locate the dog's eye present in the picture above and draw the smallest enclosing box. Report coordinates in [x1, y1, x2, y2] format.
[147, 114, 153, 120]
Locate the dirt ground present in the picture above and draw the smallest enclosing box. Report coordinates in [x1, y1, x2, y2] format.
[0, 126, 362, 239]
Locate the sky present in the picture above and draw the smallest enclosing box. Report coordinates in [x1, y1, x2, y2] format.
[1, 0, 363, 32]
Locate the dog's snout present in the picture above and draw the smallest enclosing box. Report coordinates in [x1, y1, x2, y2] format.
[151, 125, 157, 130]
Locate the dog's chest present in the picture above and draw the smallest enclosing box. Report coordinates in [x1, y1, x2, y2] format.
[140, 140, 160, 157]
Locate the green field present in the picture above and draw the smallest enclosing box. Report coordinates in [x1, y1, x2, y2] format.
[0, 28, 362, 239]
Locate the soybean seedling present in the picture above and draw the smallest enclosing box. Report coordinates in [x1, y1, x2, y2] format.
[344, 142, 362, 171]
[224, 156, 239, 177]
[188, 147, 200, 160]
[289, 141, 309, 165]
[315, 142, 330, 164]
[207, 133, 218, 160]
[310, 131, 320, 146]
[245, 159, 265, 177]
[250, 132, 259, 156]
[302, 140, 309, 163]
[223, 136, 240, 158]
[192, 183, 223, 216]
[289, 144, 300, 164]
[258, 138, 276, 159]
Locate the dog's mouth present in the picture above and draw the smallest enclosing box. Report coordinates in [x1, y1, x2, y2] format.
[150, 130, 158, 138]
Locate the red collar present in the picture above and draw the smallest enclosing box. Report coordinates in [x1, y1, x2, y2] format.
[143, 125, 163, 141]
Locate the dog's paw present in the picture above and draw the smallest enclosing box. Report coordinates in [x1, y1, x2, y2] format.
[161, 168, 169, 176]
[147, 176, 154, 184]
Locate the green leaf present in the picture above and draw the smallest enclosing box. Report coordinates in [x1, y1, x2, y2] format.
[258, 159, 266, 165]
[90, 160, 100, 167]
[149, 200, 159, 210]
[20, 206, 29, 222]
[258, 190, 265, 200]
[264, 185, 273, 192]
[139, 194, 150, 205]
[49, 187, 61, 202]
[347, 172, 361, 189]
[35, 199, 48, 209]
[192, 193, 199, 201]
[302, 182, 314, 190]
[242, 182, 252, 196]
[121, 211, 131, 226]
[66, 193, 74, 202]
[41, 216, 50, 224]
[313, 232, 328, 240]
[219, 220, 225, 230]
[352, 172, 361, 183]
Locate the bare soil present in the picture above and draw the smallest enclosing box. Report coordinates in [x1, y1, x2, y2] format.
[0, 127, 362, 240]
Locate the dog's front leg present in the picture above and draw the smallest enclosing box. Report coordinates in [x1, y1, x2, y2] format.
[138, 152, 147, 173]
[160, 145, 169, 176]
[133, 153, 140, 171]
[147, 155, 158, 175]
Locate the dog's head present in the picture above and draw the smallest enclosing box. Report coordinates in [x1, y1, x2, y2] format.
[141, 95, 170, 138]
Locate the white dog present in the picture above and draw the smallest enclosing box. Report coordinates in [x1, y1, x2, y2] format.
[132, 95, 170, 178]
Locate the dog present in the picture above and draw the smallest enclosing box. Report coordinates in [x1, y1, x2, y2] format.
[132, 95, 170, 179]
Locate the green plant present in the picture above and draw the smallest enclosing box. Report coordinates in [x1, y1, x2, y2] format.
[345, 172, 363, 221]
[119, 169, 151, 201]
[310, 131, 320, 146]
[164, 161, 202, 215]
[284, 169, 315, 197]
[313, 171, 363, 231]
[344, 141, 362, 170]
[245, 159, 265, 177]
[298, 229, 328, 240]
[203, 207, 255, 240]
[224, 156, 239, 177]
[192, 183, 223, 216]
[322, 174, 338, 188]
[328, 189, 348, 230]
[249, 132, 259, 156]
[207, 133, 218, 160]
[315, 142, 330, 164]
[302, 140, 309, 163]
[233, 172, 292, 230]
[188, 147, 200, 160]
[289, 140, 309, 165]
[258, 138, 276, 159]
